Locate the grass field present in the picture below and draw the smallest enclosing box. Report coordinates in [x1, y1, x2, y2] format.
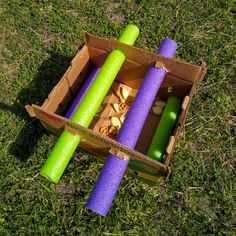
[0, 0, 235, 235]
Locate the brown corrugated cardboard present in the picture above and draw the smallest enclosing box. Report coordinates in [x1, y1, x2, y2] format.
[25, 33, 206, 184]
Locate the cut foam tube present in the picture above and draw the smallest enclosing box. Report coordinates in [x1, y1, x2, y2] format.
[40, 25, 140, 184]
[65, 67, 100, 119]
[86, 38, 178, 216]
[147, 96, 181, 162]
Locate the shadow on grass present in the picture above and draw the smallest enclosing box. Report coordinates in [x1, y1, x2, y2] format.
[0, 51, 72, 161]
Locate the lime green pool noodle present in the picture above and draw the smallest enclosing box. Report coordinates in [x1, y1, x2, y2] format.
[40, 25, 140, 183]
[147, 97, 182, 162]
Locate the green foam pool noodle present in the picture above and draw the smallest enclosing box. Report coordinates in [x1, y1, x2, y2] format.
[147, 97, 182, 162]
[40, 25, 140, 183]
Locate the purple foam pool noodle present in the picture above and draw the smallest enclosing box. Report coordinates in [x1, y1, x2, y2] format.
[86, 38, 178, 216]
[65, 67, 100, 119]
[157, 38, 177, 58]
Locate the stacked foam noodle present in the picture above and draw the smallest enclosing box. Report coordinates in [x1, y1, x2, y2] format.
[86, 38, 178, 216]
[65, 67, 100, 119]
[147, 97, 182, 162]
[40, 25, 140, 184]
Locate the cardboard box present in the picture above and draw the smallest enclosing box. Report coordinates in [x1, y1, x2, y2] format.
[26, 33, 207, 184]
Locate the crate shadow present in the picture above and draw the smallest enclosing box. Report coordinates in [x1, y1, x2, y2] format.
[0, 51, 72, 161]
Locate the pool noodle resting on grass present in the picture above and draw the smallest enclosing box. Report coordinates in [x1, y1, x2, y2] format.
[40, 25, 140, 184]
[147, 96, 182, 162]
[86, 38, 178, 216]
[65, 67, 100, 119]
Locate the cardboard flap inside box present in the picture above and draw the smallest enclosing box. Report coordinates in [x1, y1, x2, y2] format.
[84, 32, 207, 84]
[26, 33, 206, 184]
